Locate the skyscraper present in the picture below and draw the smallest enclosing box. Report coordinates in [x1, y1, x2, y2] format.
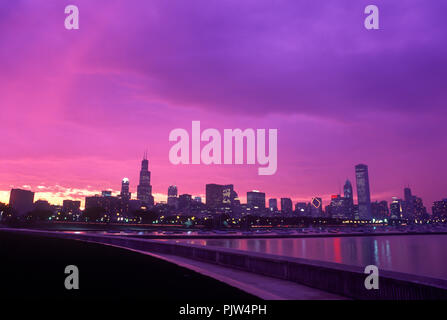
[137, 153, 154, 206]
[120, 177, 131, 214]
[413, 197, 427, 217]
[206, 184, 234, 208]
[310, 197, 323, 217]
[327, 195, 346, 218]
[120, 178, 131, 201]
[371, 200, 389, 219]
[85, 193, 121, 220]
[343, 179, 354, 218]
[404, 187, 414, 218]
[167, 185, 178, 207]
[247, 191, 266, 209]
[178, 194, 192, 212]
[355, 164, 372, 220]
[295, 202, 309, 215]
[390, 197, 403, 218]
[433, 199, 447, 218]
[9, 188, 34, 216]
[268, 198, 278, 212]
[343, 179, 353, 207]
[281, 198, 293, 214]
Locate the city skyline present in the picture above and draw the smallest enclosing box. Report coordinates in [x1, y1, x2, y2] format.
[0, 158, 436, 209]
[1, 1, 447, 209]
[2, 0, 447, 305]
[0, 157, 439, 216]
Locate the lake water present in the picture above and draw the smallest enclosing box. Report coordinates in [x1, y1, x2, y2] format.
[175, 235, 447, 280]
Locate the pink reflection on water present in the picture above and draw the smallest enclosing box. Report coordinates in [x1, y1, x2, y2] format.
[176, 235, 447, 280]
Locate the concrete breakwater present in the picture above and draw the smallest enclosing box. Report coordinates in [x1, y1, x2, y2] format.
[3, 228, 447, 300]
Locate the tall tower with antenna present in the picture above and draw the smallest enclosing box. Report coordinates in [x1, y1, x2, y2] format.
[137, 150, 154, 206]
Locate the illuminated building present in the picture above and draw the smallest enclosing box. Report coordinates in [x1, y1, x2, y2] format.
[120, 177, 131, 214]
[269, 198, 278, 212]
[120, 178, 131, 201]
[102, 190, 112, 197]
[62, 200, 81, 216]
[413, 196, 427, 217]
[295, 202, 308, 215]
[327, 195, 346, 218]
[390, 197, 403, 218]
[433, 199, 447, 218]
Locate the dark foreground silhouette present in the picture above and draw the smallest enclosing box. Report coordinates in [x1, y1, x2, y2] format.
[0, 230, 257, 300]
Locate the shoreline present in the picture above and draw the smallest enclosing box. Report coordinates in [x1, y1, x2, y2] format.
[2, 228, 447, 300]
[126, 230, 447, 240]
[2, 224, 446, 240]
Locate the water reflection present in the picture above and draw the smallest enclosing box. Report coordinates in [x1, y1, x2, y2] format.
[179, 235, 447, 280]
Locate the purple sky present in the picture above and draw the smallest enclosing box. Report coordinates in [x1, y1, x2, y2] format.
[1, 0, 446, 209]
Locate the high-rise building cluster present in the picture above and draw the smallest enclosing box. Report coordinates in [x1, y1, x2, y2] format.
[432, 199, 447, 218]
[3, 160, 442, 223]
[82, 154, 155, 222]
